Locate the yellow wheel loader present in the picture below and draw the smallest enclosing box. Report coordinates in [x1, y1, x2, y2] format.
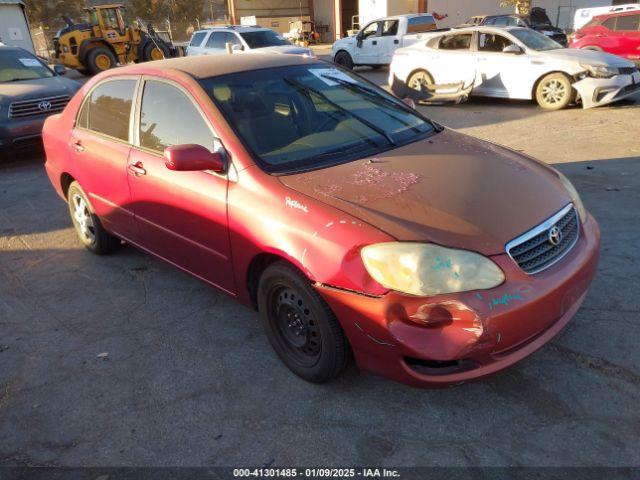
[53, 4, 178, 74]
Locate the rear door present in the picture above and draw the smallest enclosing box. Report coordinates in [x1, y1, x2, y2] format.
[616, 13, 640, 59]
[127, 78, 235, 293]
[187, 31, 208, 56]
[427, 32, 476, 85]
[377, 19, 400, 64]
[70, 77, 138, 240]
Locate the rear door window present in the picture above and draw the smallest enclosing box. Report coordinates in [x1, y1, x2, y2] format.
[381, 20, 399, 36]
[138, 80, 215, 153]
[440, 34, 472, 50]
[77, 79, 136, 142]
[190, 31, 207, 46]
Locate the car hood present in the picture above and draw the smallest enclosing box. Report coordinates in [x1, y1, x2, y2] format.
[332, 37, 355, 49]
[278, 129, 571, 256]
[540, 48, 634, 67]
[253, 45, 313, 55]
[0, 76, 80, 104]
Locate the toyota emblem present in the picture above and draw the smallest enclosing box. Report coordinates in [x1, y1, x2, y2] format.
[38, 101, 52, 111]
[548, 226, 563, 246]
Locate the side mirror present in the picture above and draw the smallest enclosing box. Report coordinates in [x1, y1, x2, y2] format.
[53, 64, 66, 75]
[231, 43, 243, 52]
[502, 44, 523, 54]
[402, 97, 416, 109]
[356, 32, 364, 47]
[164, 144, 225, 172]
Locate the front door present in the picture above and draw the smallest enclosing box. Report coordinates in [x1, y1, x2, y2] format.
[127, 78, 235, 294]
[474, 31, 533, 98]
[70, 77, 138, 240]
[354, 21, 381, 64]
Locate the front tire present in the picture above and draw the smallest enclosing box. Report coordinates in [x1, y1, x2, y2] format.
[535, 73, 575, 110]
[257, 261, 349, 383]
[86, 47, 117, 75]
[334, 51, 354, 69]
[67, 182, 121, 254]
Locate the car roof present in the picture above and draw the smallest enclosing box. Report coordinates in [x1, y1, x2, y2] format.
[194, 26, 270, 34]
[104, 53, 319, 80]
[374, 13, 434, 21]
[448, 25, 524, 33]
[0, 45, 30, 53]
[594, 9, 640, 19]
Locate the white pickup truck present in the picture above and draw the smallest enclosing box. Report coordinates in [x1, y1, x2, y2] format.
[331, 13, 444, 69]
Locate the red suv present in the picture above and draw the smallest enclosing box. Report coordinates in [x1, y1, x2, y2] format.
[570, 10, 640, 63]
[43, 55, 600, 387]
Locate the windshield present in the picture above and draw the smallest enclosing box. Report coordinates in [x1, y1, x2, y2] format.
[239, 30, 290, 48]
[510, 29, 562, 51]
[0, 49, 54, 82]
[201, 64, 436, 173]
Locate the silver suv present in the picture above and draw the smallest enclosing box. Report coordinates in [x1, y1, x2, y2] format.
[186, 26, 314, 57]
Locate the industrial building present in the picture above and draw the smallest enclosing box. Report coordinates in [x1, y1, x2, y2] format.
[226, 0, 639, 42]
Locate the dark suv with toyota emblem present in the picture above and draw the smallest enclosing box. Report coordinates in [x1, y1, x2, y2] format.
[0, 45, 80, 156]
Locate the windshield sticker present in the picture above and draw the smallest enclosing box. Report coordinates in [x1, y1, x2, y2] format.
[19, 58, 41, 68]
[309, 68, 357, 86]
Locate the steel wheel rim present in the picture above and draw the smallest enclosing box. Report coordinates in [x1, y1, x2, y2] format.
[150, 47, 164, 60]
[269, 286, 321, 367]
[408, 72, 431, 92]
[95, 54, 111, 70]
[541, 79, 567, 104]
[71, 193, 95, 243]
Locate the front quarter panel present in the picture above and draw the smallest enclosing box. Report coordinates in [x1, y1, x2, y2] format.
[228, 165, 393, 306]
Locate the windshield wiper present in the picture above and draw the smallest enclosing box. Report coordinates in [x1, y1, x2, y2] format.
[305, 142, 375, 162]
[321, 74, 438, 132]
[283, 77, 396, 146]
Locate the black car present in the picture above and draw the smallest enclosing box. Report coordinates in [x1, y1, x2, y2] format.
[0, 45, 80, 155]
[476, 8, 568, 47]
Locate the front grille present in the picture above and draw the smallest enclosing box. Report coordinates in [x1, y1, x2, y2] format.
[8, 95, 70, 119]
[506, 204, 579, 274]
[619, 66, 638, 75]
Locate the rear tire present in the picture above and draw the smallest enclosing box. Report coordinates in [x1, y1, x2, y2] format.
[67, 182, 121, 254]
[334, 50, 354, 69]
[86, 47, 117, 75]
[535, 72, 575, 110]
[257, 261, 349, 383]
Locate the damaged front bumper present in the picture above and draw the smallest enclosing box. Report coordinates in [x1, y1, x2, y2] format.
[574, 71, 640, 108]
[315, 214, 600, 388]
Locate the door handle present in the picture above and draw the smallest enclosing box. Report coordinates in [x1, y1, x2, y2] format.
[394, 39, 399, 44]
[372, 40, 377, 45]
[596, 33, 607, 37]
[128, 162, 146, 176]
[478, 57, 488, 61]
[71, 140, 84, 152]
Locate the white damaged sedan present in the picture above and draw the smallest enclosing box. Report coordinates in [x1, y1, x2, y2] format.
[389, 26, 640, 109]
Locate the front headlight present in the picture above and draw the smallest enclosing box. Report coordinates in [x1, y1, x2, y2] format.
[557, 172, 587, 222]
[361, 243, 505, 297]
[580, 63, 618, 79]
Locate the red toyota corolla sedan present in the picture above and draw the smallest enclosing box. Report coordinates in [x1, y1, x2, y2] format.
[43, 55, 600, 387]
